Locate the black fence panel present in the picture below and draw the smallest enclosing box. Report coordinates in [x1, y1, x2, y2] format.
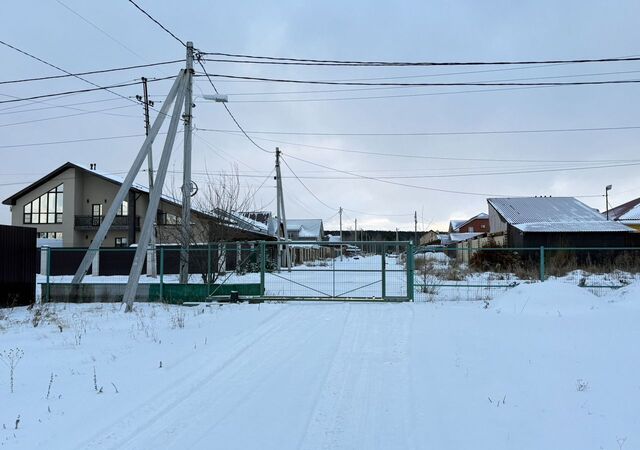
[0, 225, 37, 307]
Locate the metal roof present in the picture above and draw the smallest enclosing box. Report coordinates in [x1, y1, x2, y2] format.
[619, 203, 640, 221]
[488, 197, 634, 233]
[286, 219, 324, 238]
[513, 221, 632, 233]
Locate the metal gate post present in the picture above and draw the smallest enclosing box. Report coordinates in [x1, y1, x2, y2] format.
[381, 243, 386, 300]
[259, 241, 266, 295]
[159, 246, 164, 302]
[207, 243, 212, 289]
[540, 246, 545, 281]
[407, 242, 415, 301]
[45, 246, 51, 303]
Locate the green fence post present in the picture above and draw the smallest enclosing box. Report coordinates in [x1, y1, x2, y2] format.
[207, 243, 212, 290]
[381, 243, 386, 300]
[539, 246, 545, 281]
[159, 246, 164, 301]
[407, 241, 414, 301]
[259, 241, 266, 295]
[45, 246, 51, 303]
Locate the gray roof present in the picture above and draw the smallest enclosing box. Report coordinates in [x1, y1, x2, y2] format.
[488, 197, 634, 233]
[513, 221, 633, 233]
[619, 203, 640, 222]
[448, 232, 484, 242]
[286, 219, 324, 238]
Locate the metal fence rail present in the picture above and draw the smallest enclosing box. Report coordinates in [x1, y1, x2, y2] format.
[37, 242, 640, 303]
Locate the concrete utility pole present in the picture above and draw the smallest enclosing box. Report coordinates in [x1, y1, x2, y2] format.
[396, 227, 399, 254]
[179, 42, 194, 284]
[414, 211, 418, 244]
[139, 77, 157, 277]
[339, 206, 343, 260]
[73, 70, 187, 308]
[275, 148, 290, 271]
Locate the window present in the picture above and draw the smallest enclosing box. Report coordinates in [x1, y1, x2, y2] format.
[468, 226, 474, 232]
[115, 237, 128, 248]
[92, 204, 103, 226]
[23, 184, 63, 224]
[158, 211, 180, 225]
[37, 232, 63, 240]
[117, 200, 128, 216]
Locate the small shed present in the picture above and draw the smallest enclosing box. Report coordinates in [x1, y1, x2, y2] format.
[487, 197, 638, 248]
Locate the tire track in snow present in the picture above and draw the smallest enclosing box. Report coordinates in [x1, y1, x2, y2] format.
[73, 305, 295, 450]
[298, 304, 416, 450]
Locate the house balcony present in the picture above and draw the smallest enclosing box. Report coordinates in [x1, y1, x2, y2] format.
[74, 215, 140, 231]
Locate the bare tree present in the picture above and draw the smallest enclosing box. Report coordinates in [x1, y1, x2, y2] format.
[161, 165, 262, 285]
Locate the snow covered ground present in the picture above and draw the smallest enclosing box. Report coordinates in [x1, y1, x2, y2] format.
[2, 281, 640, 449]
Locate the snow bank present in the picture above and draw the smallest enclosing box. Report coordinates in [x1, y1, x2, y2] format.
[489, 280, 602, 315]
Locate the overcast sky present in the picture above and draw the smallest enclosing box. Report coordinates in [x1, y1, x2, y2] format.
[2, 0, 640, 232]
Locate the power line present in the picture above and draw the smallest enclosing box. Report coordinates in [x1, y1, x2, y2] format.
[0, 39, 149, 106]
[0, 76, 175, 105]
[0, 97, 126, 115]
[198, 129, 640, 164]
[206, 69, 640, 97]
[283, 153, 608, 197]
[202, 52, 640, 67]
[281, 155, 336, 210]
[0, 60, 183, 86]
[0, 132, 152, 149]
[198, 124, 640, 138]
[196, 60, 273, 154]
[127, 0, 186, 47]
[0, 104, 138, 128]
[195, 72, 640, 87]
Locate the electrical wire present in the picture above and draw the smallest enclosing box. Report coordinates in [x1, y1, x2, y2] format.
[196, 59, 274, 154]
[199, 130, 640, 164]
[204, 69, 640, 97]
[0, 76, 176, 105]
[281, 156, 336, 210]
[0, 40, 152, 107]
[201, 51, 640, 67]
[282, 153, 545, 197]
[126, 0, 186, 47]
[194, 72, 640, 87]
[197, 124, 640, 138]
[55, 0, 147, 60]
[0, 104, 138, 128]
[0, 60, 183, 86]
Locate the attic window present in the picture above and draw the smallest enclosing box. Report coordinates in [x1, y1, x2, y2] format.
[23, 184, 63, 224]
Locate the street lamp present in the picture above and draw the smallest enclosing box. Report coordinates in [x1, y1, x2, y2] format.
[202, 94, 228, 102]
[605, 184, 613, 219]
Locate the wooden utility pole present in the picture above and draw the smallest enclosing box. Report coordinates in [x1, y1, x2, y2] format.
[139, 77, 157, 277]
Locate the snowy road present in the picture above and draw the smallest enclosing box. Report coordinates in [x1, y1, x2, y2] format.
[75, 303, 418, 450]
[2, 282, 640, 449]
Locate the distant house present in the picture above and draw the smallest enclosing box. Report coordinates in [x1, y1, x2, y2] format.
[419, 230, 443, 245]
[448, 213, 489, 233]
[606, 197, 640, 231]
[487, 197, 638, 247]
[286, 219, 324, 241]
[2, 162, 274, 247]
